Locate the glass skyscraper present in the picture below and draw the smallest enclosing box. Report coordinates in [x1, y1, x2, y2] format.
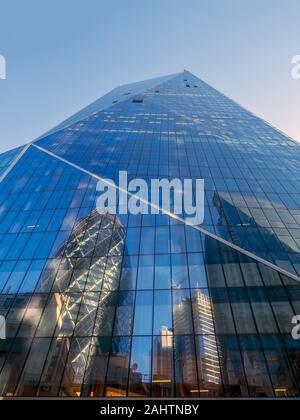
[0, 70, 300, 398]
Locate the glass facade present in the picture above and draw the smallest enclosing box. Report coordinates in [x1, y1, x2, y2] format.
[0, 71, 300, 398]
[0, 145, 24, 178]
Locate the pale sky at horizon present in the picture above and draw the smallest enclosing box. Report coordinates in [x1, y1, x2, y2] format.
[0, 0, 300, 153]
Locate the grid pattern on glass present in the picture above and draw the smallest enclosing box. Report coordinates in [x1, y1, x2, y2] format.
[0, 146, 24, 177]
[34, 71, 300, 277]
[0, 145, 299, 397]
[0, 72, 300, 398]
[0, 212, 300, 397]
[39, 73, 179, 140]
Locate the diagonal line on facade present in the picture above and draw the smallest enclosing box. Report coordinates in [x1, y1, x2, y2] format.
[31, 142, 300, 284]
[0, 143, 32, 184]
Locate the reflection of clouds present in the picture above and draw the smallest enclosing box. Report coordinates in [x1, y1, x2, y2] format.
[60, 212, 79, 232]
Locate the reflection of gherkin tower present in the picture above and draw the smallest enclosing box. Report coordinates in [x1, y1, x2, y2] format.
[40, 210, 127, 395]
[58, 210, 125, 290]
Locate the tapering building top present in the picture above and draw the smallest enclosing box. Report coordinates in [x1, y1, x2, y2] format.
[0, 71, 300, 398]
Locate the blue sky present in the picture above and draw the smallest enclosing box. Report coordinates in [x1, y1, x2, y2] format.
[0, 0, 299, 152]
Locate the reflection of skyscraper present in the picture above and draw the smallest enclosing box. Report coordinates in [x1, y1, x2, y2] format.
[192, 290, 221, 386]
[213, 191, 300, 258]
[173, 291, 221, 392]
[208, 193, 299, 397]
[40, 210, 126, 397]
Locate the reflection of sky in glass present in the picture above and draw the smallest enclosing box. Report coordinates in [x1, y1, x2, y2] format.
[0, 69, 300, 398]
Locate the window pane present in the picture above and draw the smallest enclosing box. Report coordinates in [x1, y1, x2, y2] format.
[171, 254, 189, 289]
[37, 337, 70, 397]
[133, 291, 153, 336]
[18, 294, 48, 338]
[154, 255, 171, 289]
[261, 335, 299, 397]
[2, 261, 31, 294]
[15, 338, 51, 397]
[5, 295, 31, 339]
[153, 290, 172, 335]
[54, 293, 82, 337]
[125, 228, 140, 255]
[81, 337, 111, 397]
[74, 292, 100, 337]
[139, 227, 155, 255]
[239, 335, 274, 398]
[155, 226, 170, 254]
[210, 288, 236, 334]
[152, 334, 174, 397]
[119, 256, 138, 290]
[105, 336, 131, 397]
[137, 256, 154, 290]
[192, 288, 215, 336]
[36, 294, 63, 337]
[248, 288, 279, 334]
[85, 257, 106, 291]
[188, 253, 208, 288]
[94, 291, 117, 337]
[195, 335, 223, 397]
[173, 290, 193, 335]
[0, 338, 32, 397]
[170, 226, 186, 254]
[20, 260, 47, 293]
[217, 335, 249, 397]
[128, 336, 152, 397]
[174, 335, 198, 397]
[59, 337, 91, 397]
[113, 291, 134, 336]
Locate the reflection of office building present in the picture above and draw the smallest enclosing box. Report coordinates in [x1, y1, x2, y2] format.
[207, 193, 300, 397]
[192, 290, 221, 386]
[173, 291, 221, 392]
[1, 71, 300, 398]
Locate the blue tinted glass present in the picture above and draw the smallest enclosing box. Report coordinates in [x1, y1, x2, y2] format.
[0, 71, 300, 398]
